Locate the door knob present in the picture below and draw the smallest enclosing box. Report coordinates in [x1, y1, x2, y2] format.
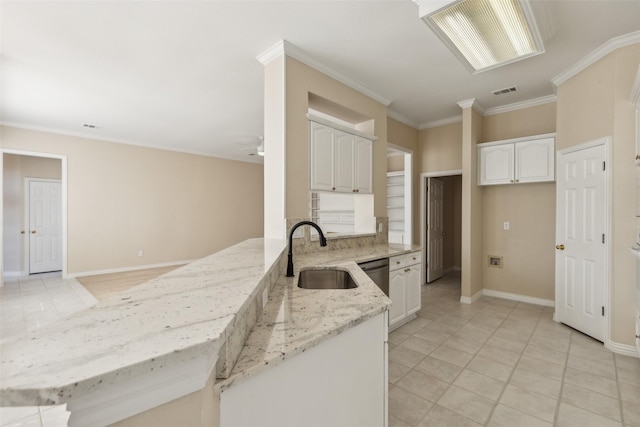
[31, 230, 37, 234]
[555, 244, 565, 250]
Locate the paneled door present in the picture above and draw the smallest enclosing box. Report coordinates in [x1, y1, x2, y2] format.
[556, 143, 607, 342]
[427, 177, 444, 283]
[29, 180, 62, 274]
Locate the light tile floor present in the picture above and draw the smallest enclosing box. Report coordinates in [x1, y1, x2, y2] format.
[389, 271, 640, 427]
[0, 273, 97, 427]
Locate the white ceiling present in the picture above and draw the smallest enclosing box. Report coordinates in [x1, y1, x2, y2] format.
[2, 1, 640, 164]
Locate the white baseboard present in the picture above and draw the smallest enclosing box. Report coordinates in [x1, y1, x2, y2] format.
[460, 289, 483, 304]
[3, 270, 27, 277]
[67, 260, 194, 279]
[482, 289, 555, 307]
[605, 339, 640, 358]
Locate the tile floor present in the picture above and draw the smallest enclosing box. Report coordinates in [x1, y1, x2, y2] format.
[0, 273, 97, 427]
[389, 271, 640, 427]
[1, 271, 639, 426]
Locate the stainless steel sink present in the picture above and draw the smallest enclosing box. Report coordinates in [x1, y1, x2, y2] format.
[297, 268, 358, 290]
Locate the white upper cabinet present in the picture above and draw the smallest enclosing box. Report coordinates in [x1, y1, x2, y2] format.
[309, 119, 374, 194]
[478, 134, 555, 186]
[310, 122, 334, 191]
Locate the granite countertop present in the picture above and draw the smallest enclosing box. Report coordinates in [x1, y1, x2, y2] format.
[0, 238, 420, 407]
[0, 238, 286, 406]
[216, 243, 420, 392]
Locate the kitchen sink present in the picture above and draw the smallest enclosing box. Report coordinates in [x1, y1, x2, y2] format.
[297, 268, 358, 290]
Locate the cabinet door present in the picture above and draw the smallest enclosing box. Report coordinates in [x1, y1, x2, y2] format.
[334, 130, 355, 192]
[479, 144, 514, 185]
[389, 269, 406, 327]
[405, 264, 421, 316]
[515, 137, 555, 183]
[310, 122, 334, 191]
[354, 136, 373, 194]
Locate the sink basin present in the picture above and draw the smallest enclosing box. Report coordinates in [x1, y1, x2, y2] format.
[297, 268, 358, 290]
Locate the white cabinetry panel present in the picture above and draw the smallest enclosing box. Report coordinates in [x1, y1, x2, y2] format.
[389, 251, 422, 330]
[478, 134, 555, 186]
[310, 122, 334, 191]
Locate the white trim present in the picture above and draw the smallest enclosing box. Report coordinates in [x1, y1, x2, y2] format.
[1, 149, 68, 279]
[3, 270, 27, 278]
[477, 132, 556, 148]
[460, 290, 483, 304]
[482, 289, 555, 307]
[457, 98, 485, 115]
[605, 339, 640, 358]
[419, 115, 462, 130]
[420, 170, 463, 285]
[484, 95, 557, 116]
[552, 31, 640, 87]
[66, 260, 193, 279]
[258, 40, 392, 107]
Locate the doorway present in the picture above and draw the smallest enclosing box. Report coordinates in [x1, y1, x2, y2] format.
[387, 144, 413, 245]
[420, 170, 462, 285]
[1, 150, 67, 283]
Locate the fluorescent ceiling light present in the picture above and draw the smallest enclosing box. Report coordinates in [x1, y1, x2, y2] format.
[418, 0, 544, 73]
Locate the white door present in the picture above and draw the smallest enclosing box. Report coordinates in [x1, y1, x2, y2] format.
[405, 264, 421, 316]
[29, 180, 63, 274]
[479, 144, 514, 185]
[556, 144, 606, 342]
[427, 177, 444, 283]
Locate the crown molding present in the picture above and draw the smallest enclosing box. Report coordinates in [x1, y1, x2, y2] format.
[419, 115, 462, 130]
[0, 122, 262, 164]
[256, 40, 392, 107]
[484, 94, 557, 116]
[457, 98, 485, 115]
[387, 109, 420, 130]
[552, 30, 640, 88]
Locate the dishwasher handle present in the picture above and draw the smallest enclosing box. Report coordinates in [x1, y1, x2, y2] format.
[358, 258, 389, 271]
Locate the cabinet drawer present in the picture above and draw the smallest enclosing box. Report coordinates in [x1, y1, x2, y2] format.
[405, 251, 421, 267]
[390, 251, 422, 271]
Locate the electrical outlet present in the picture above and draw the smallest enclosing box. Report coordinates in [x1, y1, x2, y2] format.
[503, 222, 510, 230]
[138, 250, 143, 257]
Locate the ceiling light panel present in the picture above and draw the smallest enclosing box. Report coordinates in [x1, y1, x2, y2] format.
[419, 0, 544, 73]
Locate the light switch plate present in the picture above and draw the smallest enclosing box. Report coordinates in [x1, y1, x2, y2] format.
[503, 222, 510, 230]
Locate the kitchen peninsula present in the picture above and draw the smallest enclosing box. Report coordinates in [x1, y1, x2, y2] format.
[0, 237, 420, 427]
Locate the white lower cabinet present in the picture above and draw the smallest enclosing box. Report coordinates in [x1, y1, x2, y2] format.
[220, 312, 387, 427]
[389, 251, 422, 330]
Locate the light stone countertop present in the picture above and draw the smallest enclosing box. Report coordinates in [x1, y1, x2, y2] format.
[0, 238, 420, 407]
[0, 238, 287, 406]
[216, 242, 420, 392]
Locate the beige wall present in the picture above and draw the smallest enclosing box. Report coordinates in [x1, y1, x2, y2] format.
[285, 58, 388, 220]
[418, 121, 462, 173]
[481, 102, 557, 300]
[3, 154, 62, 273]
[388, 117, 419, 244]
[386, 155, 404, 172]
[556, 43, 640, 345]
[1, 126, 264, 275]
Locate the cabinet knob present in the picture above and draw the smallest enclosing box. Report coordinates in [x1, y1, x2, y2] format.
[510, 180, 514, 183]
[396, 261, 401, 264]
[31, 230, 37, 234]
[332, 187, 335, 191]
[555, 244, 565, 250]
[636, 155, 640, 160]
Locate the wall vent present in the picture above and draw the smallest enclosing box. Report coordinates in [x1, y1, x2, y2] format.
[492, 86, 518, 96]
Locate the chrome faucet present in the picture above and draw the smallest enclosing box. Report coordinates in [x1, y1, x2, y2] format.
[286, 221, 327, 277]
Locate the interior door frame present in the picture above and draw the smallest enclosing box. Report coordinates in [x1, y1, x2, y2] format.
[0, 149, 68, 285]
[555, 137, 611, 344]
[420, 169, 462, 285]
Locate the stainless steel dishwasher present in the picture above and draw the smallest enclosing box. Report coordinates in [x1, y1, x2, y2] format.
[358, 258, 389, 296]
